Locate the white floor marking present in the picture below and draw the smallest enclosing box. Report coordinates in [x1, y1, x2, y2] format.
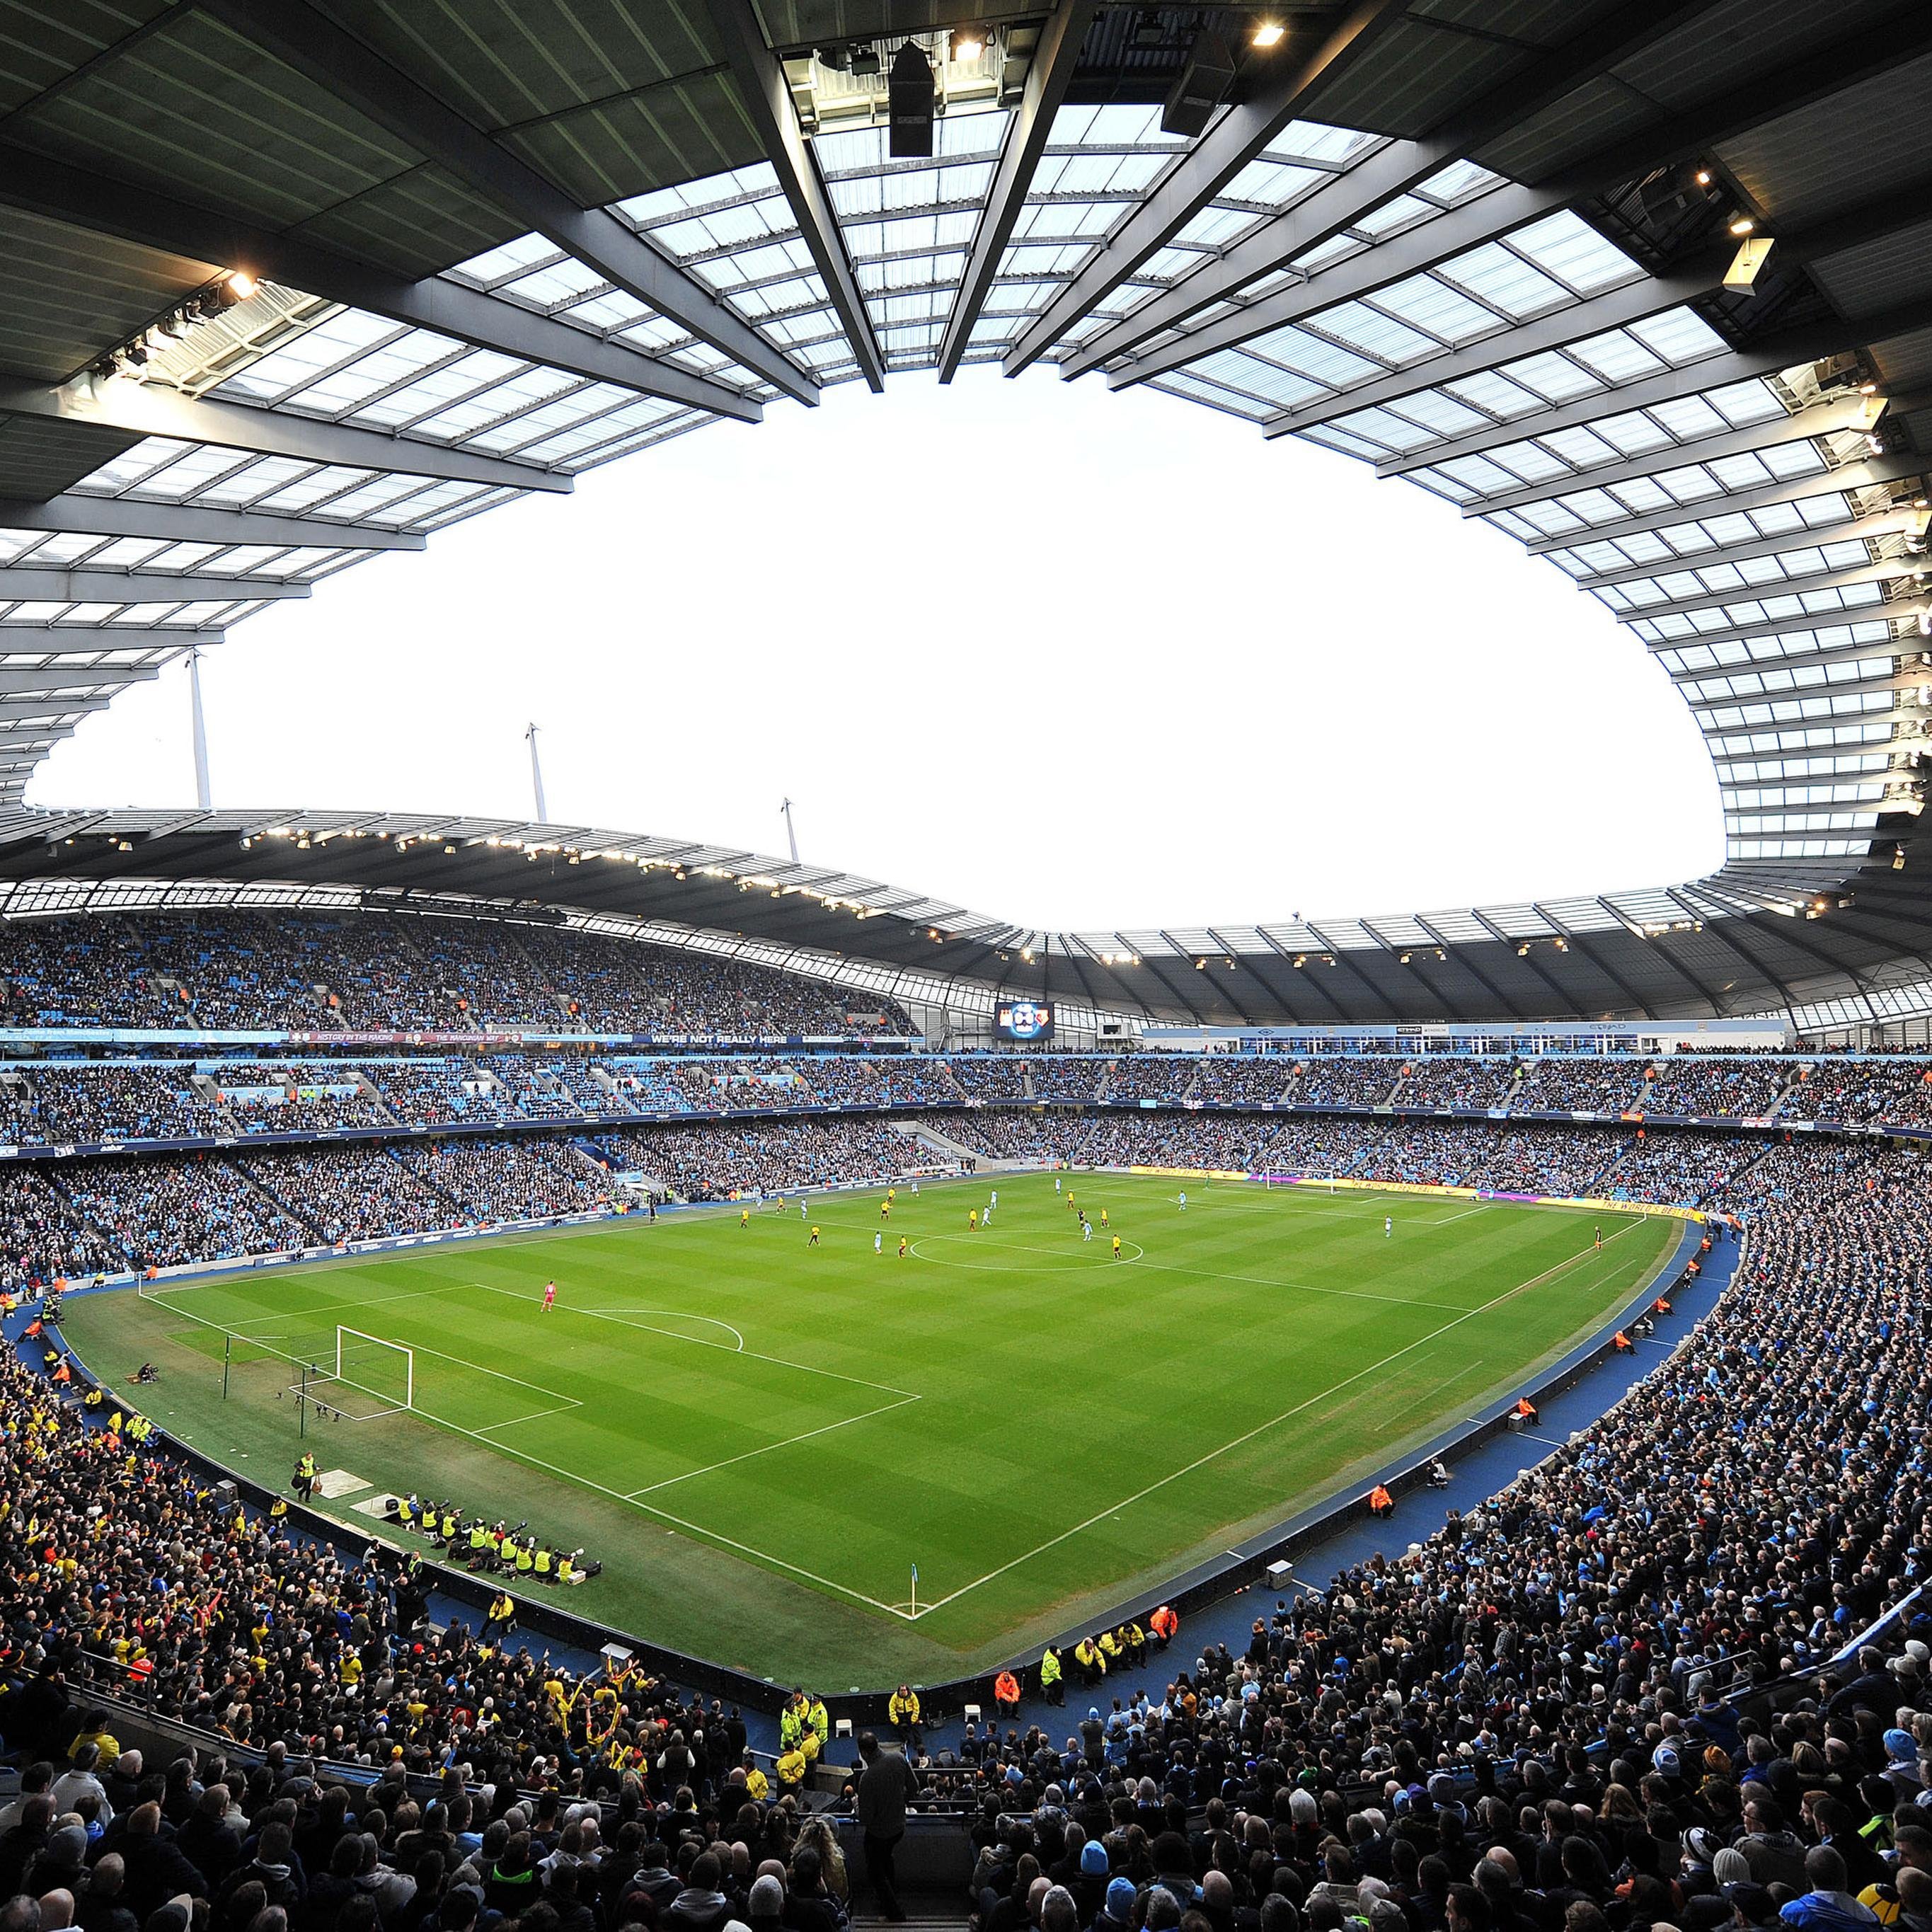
[575, 1308, 745, 1350]
[907, 1217, 1650, 1618]
[473, 1398, 586, 1435]
[625, 1392, 922, 1497]
[462, 1280, 917, 1399]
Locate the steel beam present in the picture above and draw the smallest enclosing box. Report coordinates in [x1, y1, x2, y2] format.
[0, 664, 159, 696]
[1575, 506, 1926, 589]
[200, 0, 816, 406]
[1522, 450, 1931, 556]
[1260, 257, 1721, 438]
[702, 0, 883, 393]
[0, 495, 428, 552]
[1384, 264, 1932, 482]
[0, 143, 761, 425]
[1459, 391, 1878, 518]
[1108, 176, 1557, 389]
[1002, 0, 1415, 375]
[0, 375, 571, 493]
[1109, 8, 1932, 391]
[1669, 594, 1924, 657]
[1621, 553, 1926, 626]
[0, 626, 222, 655]
[1076, 0, 1709, 381]
[938, 0, 1099, 381]
[0, 693, 116, 722]
[0, 567, 311, 604]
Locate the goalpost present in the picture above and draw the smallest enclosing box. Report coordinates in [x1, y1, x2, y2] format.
[330, 1327, 415, 1416]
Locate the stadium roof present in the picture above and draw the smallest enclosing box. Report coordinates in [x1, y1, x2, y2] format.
[8, 802, 1932, 1032]
[4, 0, 1932, 1025]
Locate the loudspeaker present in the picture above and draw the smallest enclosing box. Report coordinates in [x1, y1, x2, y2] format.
[1161, 31, 1236, 138]
[889, 42, 936, 156]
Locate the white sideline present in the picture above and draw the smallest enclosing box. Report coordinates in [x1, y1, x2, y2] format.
[905, 1218, 1650, 1619]
[626, 1392, 922, 1497]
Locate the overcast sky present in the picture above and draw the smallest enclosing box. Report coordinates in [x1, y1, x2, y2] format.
[31, 364, 1721, 933]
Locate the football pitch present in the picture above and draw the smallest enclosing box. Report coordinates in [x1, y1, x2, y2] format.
[59, 1173, 1683, 1687]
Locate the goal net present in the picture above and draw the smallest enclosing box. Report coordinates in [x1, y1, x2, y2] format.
[327, 1327, 415, 1416]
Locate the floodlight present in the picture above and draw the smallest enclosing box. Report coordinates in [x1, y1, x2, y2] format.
[950, 27, 987, 61]
[226, 270, 259, 300]
[849, 42, 881, 74]
[1251, 19, 1284, 46]
[1727, 214, 1754, 236]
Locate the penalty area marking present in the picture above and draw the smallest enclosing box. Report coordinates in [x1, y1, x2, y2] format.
[906, 1217, 1652, 1620]
[907, 1235, 1144, 1269]
[461, 1279, 917, 1399]
[571, 1308, 744, 1351]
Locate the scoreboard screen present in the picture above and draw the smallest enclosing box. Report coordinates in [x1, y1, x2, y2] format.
[996, 999, 1054, 1042]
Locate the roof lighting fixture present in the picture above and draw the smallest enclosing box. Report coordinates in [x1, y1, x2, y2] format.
[1727, 214, 1755, 236]
[225, 270, 258, 301]
[948, 27, 986, 61]
[1723, 231, 1773, 291]
[1694, 168, 1713, 186]
[1251, 19, 1285, 47]
[849, 41, 881, 75]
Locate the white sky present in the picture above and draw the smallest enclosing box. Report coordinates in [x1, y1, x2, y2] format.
[31, 363, 1723, 932]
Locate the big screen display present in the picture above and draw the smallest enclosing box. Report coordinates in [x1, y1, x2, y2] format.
[996, 999, 1054, 1042]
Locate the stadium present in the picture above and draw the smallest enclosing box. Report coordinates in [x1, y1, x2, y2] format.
[6, 0, 1932, 1927]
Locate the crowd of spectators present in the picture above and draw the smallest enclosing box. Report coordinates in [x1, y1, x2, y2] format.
[18, 1052, 1932, 1151]
[1103, 1059, 1201, 1104]
[1393, 1058, 1510, 1111]
[398, 1137, 611, 1221]
[672, 1061, 823, 1114]
[598, 1117, 942, 1198]
[948, 1058, 1037, 1102]
[1356, 1122, 1628, 1196]
[0, 1066, 214, 1144]
[373, 1060, 518, 1128]
[57, 1152, 312, 1270]
[1016, 1059, 1100, 1104]
[1781, 1060, 1932, 1127]
[1510, 1056, 1648, 1114]
[0, 911, 914, 1037]
[1188, 1057, 1296, 1105]
[243, 1146, 460, 1246]
[1296, 1057, 1405, 1108]
[1643, 1056, 1797, 1119]
[221, 1074, 391, 1137]
[0, 1168, 122, 1282]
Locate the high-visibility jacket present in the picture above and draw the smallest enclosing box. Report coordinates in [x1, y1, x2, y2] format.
[994, 1670, 1020, 1706]
[1039, 1648, 1062, 1687]
[470, 1525, 490, 1553]
[1098, 1631, 1122, 1663]
[1369, 1484, 1393, 1511]
[1149, 1605, 1178, 1641]
[778, 1703, 804, 1749]
[514, 1541, 534, 1573]
[776, 1747, 807, 1788]
[744, 1765, 769, 1800]
[888, 1689, 920, 1725]
[806, 1698, 829, 1743]
[534, 1547, 553, 1576]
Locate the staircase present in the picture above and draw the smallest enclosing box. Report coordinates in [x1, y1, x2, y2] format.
[893, 1119, 984, 1168]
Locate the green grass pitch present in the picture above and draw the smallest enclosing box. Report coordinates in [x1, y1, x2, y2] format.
[59, 1173, 1680, 1689]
